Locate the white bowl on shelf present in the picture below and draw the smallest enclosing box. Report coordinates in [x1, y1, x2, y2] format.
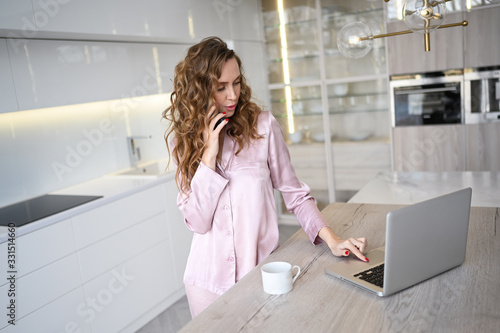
[333, 83, 348, 96]
[289, 131, 303, 144]
[348, 131, 372, 141]
[311, 132, 325, 142]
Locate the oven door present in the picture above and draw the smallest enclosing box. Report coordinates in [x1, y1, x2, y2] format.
[390, 75, 464, 127]
[464, 69, 500, 124]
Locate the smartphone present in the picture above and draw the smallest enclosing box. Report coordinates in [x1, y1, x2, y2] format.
[211, 101, 225, 130]
[214, 116, 224, 130]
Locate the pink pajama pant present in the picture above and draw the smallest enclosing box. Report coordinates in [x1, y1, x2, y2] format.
[185, 284, 221, 318]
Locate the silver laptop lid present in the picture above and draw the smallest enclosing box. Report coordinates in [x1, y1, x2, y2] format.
[383, 187, 472, 296]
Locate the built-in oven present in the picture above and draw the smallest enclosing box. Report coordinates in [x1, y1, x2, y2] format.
[464, 67, 500, 124]
[390, 72, 464, 127]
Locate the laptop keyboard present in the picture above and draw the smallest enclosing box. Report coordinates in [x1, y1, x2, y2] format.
[353, 263, 384, 288]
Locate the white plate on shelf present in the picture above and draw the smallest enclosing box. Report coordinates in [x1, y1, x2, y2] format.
[348, 132, 372, 141]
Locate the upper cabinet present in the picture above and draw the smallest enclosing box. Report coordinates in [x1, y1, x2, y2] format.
[8, 39, 187, 110]
[0, 39, 18, 113]
[464, 6, 500, 68]
[385, 2, 500, 75]
[1, 0, 262, 43]
[0, 0, 33, 32]
[0, 0, 265, 111]
[386, 11, 465, 75]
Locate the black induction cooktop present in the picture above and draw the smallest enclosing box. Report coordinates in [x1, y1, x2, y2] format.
[0, 194, 103, 227]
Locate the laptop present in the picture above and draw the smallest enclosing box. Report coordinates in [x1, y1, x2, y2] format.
[325, 187, 472, 297]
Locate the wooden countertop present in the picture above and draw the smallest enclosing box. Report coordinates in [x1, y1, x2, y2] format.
[179, 202, 500, 332]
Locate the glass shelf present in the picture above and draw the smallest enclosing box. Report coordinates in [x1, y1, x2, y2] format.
[263, 18, 316, 30]
[322, 7, 384, 21]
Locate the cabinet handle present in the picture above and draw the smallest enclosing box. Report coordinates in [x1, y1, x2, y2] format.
[395, 87, 458, 95]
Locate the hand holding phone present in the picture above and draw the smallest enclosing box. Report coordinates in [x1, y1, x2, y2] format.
[211, 102, 226, 130]
[214, 116, 224, 130]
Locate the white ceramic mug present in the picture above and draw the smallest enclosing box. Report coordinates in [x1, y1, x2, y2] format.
[261, 261, 301, 295]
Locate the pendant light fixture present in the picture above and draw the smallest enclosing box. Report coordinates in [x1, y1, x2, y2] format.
[337, 0, 468, 59]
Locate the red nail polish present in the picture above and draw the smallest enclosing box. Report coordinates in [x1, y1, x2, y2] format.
[365, 257, 369, 262]
[345, 250, 349, 256]
[225, 118, 229, 121]
[223, 112, 226, 115]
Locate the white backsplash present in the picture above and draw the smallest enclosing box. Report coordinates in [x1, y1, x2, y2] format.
[0, 94, 171, 207]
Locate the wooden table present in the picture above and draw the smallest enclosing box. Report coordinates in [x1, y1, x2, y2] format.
[179, 203, 500, 332]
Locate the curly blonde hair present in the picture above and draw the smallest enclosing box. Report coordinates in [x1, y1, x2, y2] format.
[163, 37, 263, 195]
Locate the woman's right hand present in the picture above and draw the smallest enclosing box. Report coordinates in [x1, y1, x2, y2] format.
[201, 103, 227, 171]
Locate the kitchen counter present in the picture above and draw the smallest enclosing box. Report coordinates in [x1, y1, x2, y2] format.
[0, 160, 175, 243]
[349, 171, 500, 207]
[179, 202, 500, 332]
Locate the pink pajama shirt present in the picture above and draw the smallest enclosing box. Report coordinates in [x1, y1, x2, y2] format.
[176, 111, 328, 313]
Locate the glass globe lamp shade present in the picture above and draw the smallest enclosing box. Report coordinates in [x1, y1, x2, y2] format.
[337, 21, 374, 59]
[403, 0, 447, 33]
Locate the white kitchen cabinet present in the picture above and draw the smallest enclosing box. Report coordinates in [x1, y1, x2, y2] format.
[332, 141, 392, 191]
[0, 181, 188, 331]
[77, 211, 170, 283]
[0, 39, 18, 113]
[72, 182, 185, 332]
[0, 0, 33, 32]
[0, 216, 90, 332]
[71, 185, 165, 249]
[7, 39, 179, 110]
[82, 240, 176, 333]
[163, 179, 192, 288]
[288, 141, 391, 209]
[1, 286, 91, 333]
[0, 253, 84, 330]
[23, 0, 261, 43]
[0, 218, 75, 287]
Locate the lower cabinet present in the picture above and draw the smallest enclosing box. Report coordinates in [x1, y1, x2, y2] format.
[81, 241, 176, 333]
[288, 141, 391, 208]
[392, 124, 467, 172]
[332, 142, 392, 192]
[163, 180, 192, 289]
[0, 179, 189, 332]
[466, 122, 500, 171]
[393, 123, 500, 172]
[4, 286, 92, 333]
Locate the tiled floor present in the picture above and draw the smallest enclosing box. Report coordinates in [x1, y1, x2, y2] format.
[136, 224, 301, 333]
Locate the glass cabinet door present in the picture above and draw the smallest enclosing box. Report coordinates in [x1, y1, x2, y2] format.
[321, 0, 386, 79]
[261, 0, 392, 211]
[270, 85, 329, 212]
[328, 78, 389, 142]
[262, 0, 321, 84]
[270, 85, 323, 143]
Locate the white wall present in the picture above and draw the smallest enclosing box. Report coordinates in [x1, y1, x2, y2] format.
[0, 0, 269, 207]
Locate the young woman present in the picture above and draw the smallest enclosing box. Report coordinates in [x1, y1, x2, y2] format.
[162, 37, 368, 318]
